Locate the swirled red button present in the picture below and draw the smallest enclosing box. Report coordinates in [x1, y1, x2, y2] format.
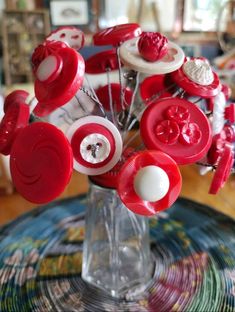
[10, 122, 73, 204]
[140, 98, 212, 164]
[4, 90, 29, 113]
[117, 150, 182, 216]
[0, 103, 30, 155]
[66, 116, 123, 175]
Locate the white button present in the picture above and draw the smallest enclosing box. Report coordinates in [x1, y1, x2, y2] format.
[134, 165, 170, 202]
[80, 133, 111, 164]
[36, 55, 61, 82]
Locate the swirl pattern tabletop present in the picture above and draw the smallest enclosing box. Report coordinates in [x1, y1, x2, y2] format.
[0, 196, 235, 311]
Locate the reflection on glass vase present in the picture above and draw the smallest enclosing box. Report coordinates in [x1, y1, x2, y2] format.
[82, 181, 153, 298]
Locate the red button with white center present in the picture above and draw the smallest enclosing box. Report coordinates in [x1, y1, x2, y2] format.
[171, 57, 221, 98]
[34, 47, 85, 117]
[209, 144, 234, 194]
[93, 23, 142, 46]
[140, 98, 212, 164]
[46, 26, 85, 51]
[66, 116, 123, 175]
[117, 150, 182, 216]
[10, 122, 73, 204]
[0, 102, 30, 155]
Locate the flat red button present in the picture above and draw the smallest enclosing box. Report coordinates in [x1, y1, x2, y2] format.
[140, 98, 212, 164]
[171, 58, 221, 98]
[155, 120, 180, 144]
[85, 49, 122, 74]
[179, 122, 202, 145]
[225, 104, 235, 123]
[34, 47, 85, 117]
[209, 144, 234, 194]
[140, 74, 174, 104]
[93, 23, 141, 46]
[165, 105, 190, 125]
[0, 103, 30, 155]
[10, 122, 73, 204]
[4, 90, 29, 113]
[96, 83, 133, 112]
[117, 150, 182, 216]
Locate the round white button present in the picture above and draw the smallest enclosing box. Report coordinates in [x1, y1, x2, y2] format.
[134, 165, 170, 202]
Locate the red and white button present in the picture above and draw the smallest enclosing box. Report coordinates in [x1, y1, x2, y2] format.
[93, 23, 141, 46]
[120, 37, 185, 74]
[140, 98, 212, 164]
[117, 150, 182, 216]
[10, 122, 73, 204]
[0, 102, 30, 155]
[34, 47, 85, 117]
[66, 116, 123, 175]
[46, 26, 85, 51]
[171, 57, 221, 98]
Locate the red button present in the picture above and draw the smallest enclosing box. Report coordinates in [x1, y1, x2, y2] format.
[4, 90, 29, 113]
[207, 133, 226, 165]
[85, 49, 122, 74]
[139, 74, 174, 105]
[140, 98, 212, 164]
[155, 120, 180, 144]
[96, 83, 133, 112]
[171, 58, 221, 98]
[0, 103, 30, 155]
[209, 144, 234, 194]
[93, 23, 141, 46]
[225, 104, 235, 123]
[34, 47, 85, 117]
[165, 105, 190, 125]
[10, 122, 73, 204]
[31, 40, 67, 73]
[117, 150, 182, 216]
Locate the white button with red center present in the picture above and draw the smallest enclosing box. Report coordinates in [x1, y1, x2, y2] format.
[134, 165, 170, 202]
[66, 116, 123, 175]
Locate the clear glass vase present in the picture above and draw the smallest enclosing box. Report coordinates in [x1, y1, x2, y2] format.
[82, 181, 153, 298]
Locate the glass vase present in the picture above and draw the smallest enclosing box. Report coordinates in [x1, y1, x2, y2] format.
[82, 181, 153, 298]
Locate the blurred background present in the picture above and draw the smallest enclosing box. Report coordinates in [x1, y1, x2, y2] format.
[0, 0, 235, 224]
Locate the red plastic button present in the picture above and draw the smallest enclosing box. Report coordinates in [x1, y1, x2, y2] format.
[93, 23, 141, 46]
[225, 104, 235, 123]
[155, 120, 180, 144]
[85, 49, 122, 74]
[46, 26, 85, 51]
[117, 150, 182, 216]
[222, 125, 235, 143]
[10, 122, 73, 204]
[4, 90, 29, 113]
[31, 40, 67, 73]
[209, 144, 234, 194]
[165, 105, 190, 125]
[221, 84, 232, 100]
[140, 74, 174, 104]
[96, 83, 133, 112]
[207, 133, 226, 165]
[140, 98, 212, 164]
[179, 123, 202, 145]
[171, 58, 221, 98]
[0, 103, 30, 155]
[34, 47, 85, 117]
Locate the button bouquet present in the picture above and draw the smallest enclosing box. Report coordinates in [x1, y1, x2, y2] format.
[0, 23, 234, 216]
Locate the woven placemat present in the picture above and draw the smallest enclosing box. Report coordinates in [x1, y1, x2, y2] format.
[0, 196, 234, 311]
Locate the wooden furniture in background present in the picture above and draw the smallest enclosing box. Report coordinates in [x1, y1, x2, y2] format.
[2, 9, 50, 86]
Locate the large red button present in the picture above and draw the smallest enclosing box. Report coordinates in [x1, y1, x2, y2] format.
[209, 144, 234, 194]
[171, 58, 221, 98]
[10, 122, 73, 204]
[85, 49, 121, 74]
[34, 47, 85, 117]
[93, 23, 141, 46]
[117, 150, 182, 216]
[96, 83, 133, 112]
[0, 103, 30, 155]
[140, 98, 212, 164]
[4, 90, 29, 113]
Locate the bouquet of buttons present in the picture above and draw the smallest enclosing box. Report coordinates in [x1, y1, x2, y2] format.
[1, 23, 234, 298]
